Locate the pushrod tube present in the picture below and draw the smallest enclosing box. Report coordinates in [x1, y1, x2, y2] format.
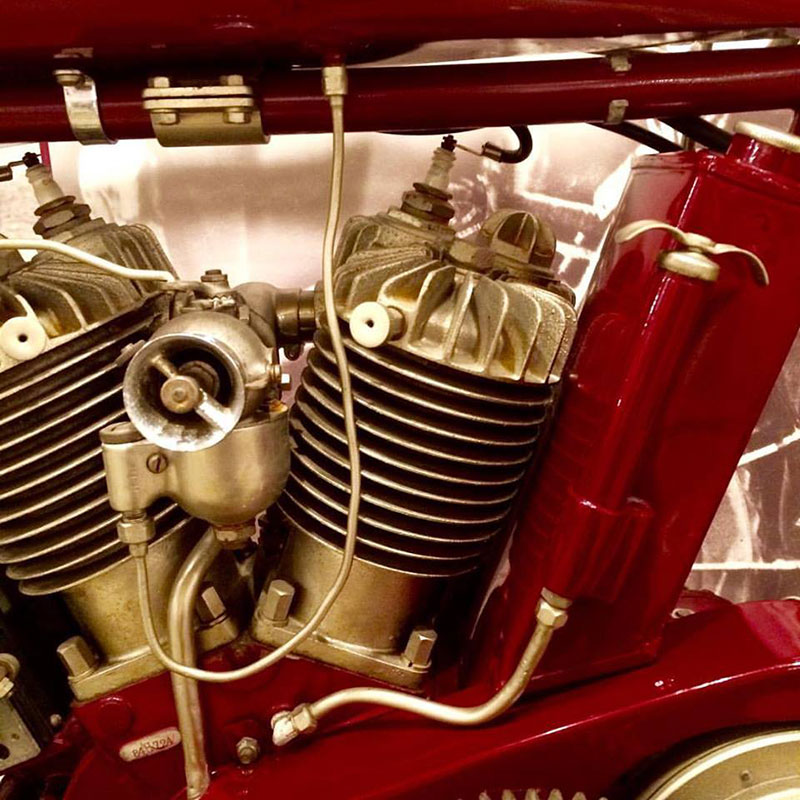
[2, 46, 800, 142]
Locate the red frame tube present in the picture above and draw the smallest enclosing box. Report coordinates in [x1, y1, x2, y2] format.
[2, 47, 800, 143]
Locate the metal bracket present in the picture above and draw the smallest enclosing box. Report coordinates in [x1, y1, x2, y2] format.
[54, 69, 116, 145]
[142, 75, 268, 147]
[607, 51, 632, 73]
[606, 98, 629, 125]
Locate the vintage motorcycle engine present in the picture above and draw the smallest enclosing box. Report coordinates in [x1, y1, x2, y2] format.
[252, 143, 576, 686]
[0, 141, 575, 772]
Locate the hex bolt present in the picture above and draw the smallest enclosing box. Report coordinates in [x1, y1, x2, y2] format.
[54, 69, 84, 88]
[146, 452, 169, 474]
[236, 736, 260, 765]
[148, 76, 171, 89]
[403, 627, 437, 668]
[152, 110, 179, 126]
[196, 584, 227, 624]
[223, 109, 251, 125]
[57, 636, 98, 679]
[262, 580, 295, 625]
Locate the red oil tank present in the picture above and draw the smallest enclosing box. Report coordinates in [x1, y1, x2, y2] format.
[476, 123, 800, 690]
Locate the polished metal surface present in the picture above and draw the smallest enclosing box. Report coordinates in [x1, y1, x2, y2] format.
[122, 311, 278, 452]
[0, 698, 40, 769]
[101, 406, 289, 526]
[142, 75, 267, 148]
[635, 729, 800, 799]
[54, 69, 116, 146]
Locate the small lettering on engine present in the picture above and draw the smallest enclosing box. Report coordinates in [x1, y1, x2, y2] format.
[119, 727, 182, 762]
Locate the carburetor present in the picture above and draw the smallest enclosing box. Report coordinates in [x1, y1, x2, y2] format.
[252, 141, 577, 686]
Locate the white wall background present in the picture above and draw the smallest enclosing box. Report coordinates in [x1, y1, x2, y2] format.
[2, 111, 796, 602]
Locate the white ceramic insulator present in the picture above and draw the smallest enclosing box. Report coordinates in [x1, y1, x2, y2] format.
[26, 164, 66, 207]
[0, 314, 47, 361]
[424, 147, 456, 193]
[349, 302, 404, 349]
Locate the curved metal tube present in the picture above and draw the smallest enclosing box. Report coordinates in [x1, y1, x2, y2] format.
[167, 528, 221, 800]
[271, 598, 568, 746]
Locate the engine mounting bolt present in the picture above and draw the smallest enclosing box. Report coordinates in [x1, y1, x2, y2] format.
[57, 636, 98, 679]
[262, 579, 295, 625]
[146, 452, 169, 474]
[49, 714, 63, 729]
[236, 736, 260, 765]
[403, 627, 437, 668]
[197, 584, 227, 624]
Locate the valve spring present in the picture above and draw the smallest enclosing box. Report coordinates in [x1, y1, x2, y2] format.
[0, 302, 195, 595]
[278, 329, 555, 577]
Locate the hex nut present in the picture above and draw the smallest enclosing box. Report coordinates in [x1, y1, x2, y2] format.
[54, 69, 84, 88]
[197, 585, 227, 624]
[262, 579, 295, 625]
[224, 109, 251, 125]
[536, 598, 569, 630]
[152, 110, 179, 126]
[214, 521, 255, 550]
[57, 636, 98, 679]
[236, 736, 260, 765]
[116, 515, 156, 546]
[403, 627, 437, 668]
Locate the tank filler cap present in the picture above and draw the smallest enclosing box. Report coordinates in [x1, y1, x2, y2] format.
[615, 220, 769, 286]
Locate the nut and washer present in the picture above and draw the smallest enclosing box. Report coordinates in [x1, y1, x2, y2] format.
[403, 627, 437, 668]
[236, 736, 260, 765]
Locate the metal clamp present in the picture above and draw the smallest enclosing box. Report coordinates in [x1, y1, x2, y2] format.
[54, 69, 116, 145]
[616, 220, 769, 285]
[142, 75, 268, 147]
